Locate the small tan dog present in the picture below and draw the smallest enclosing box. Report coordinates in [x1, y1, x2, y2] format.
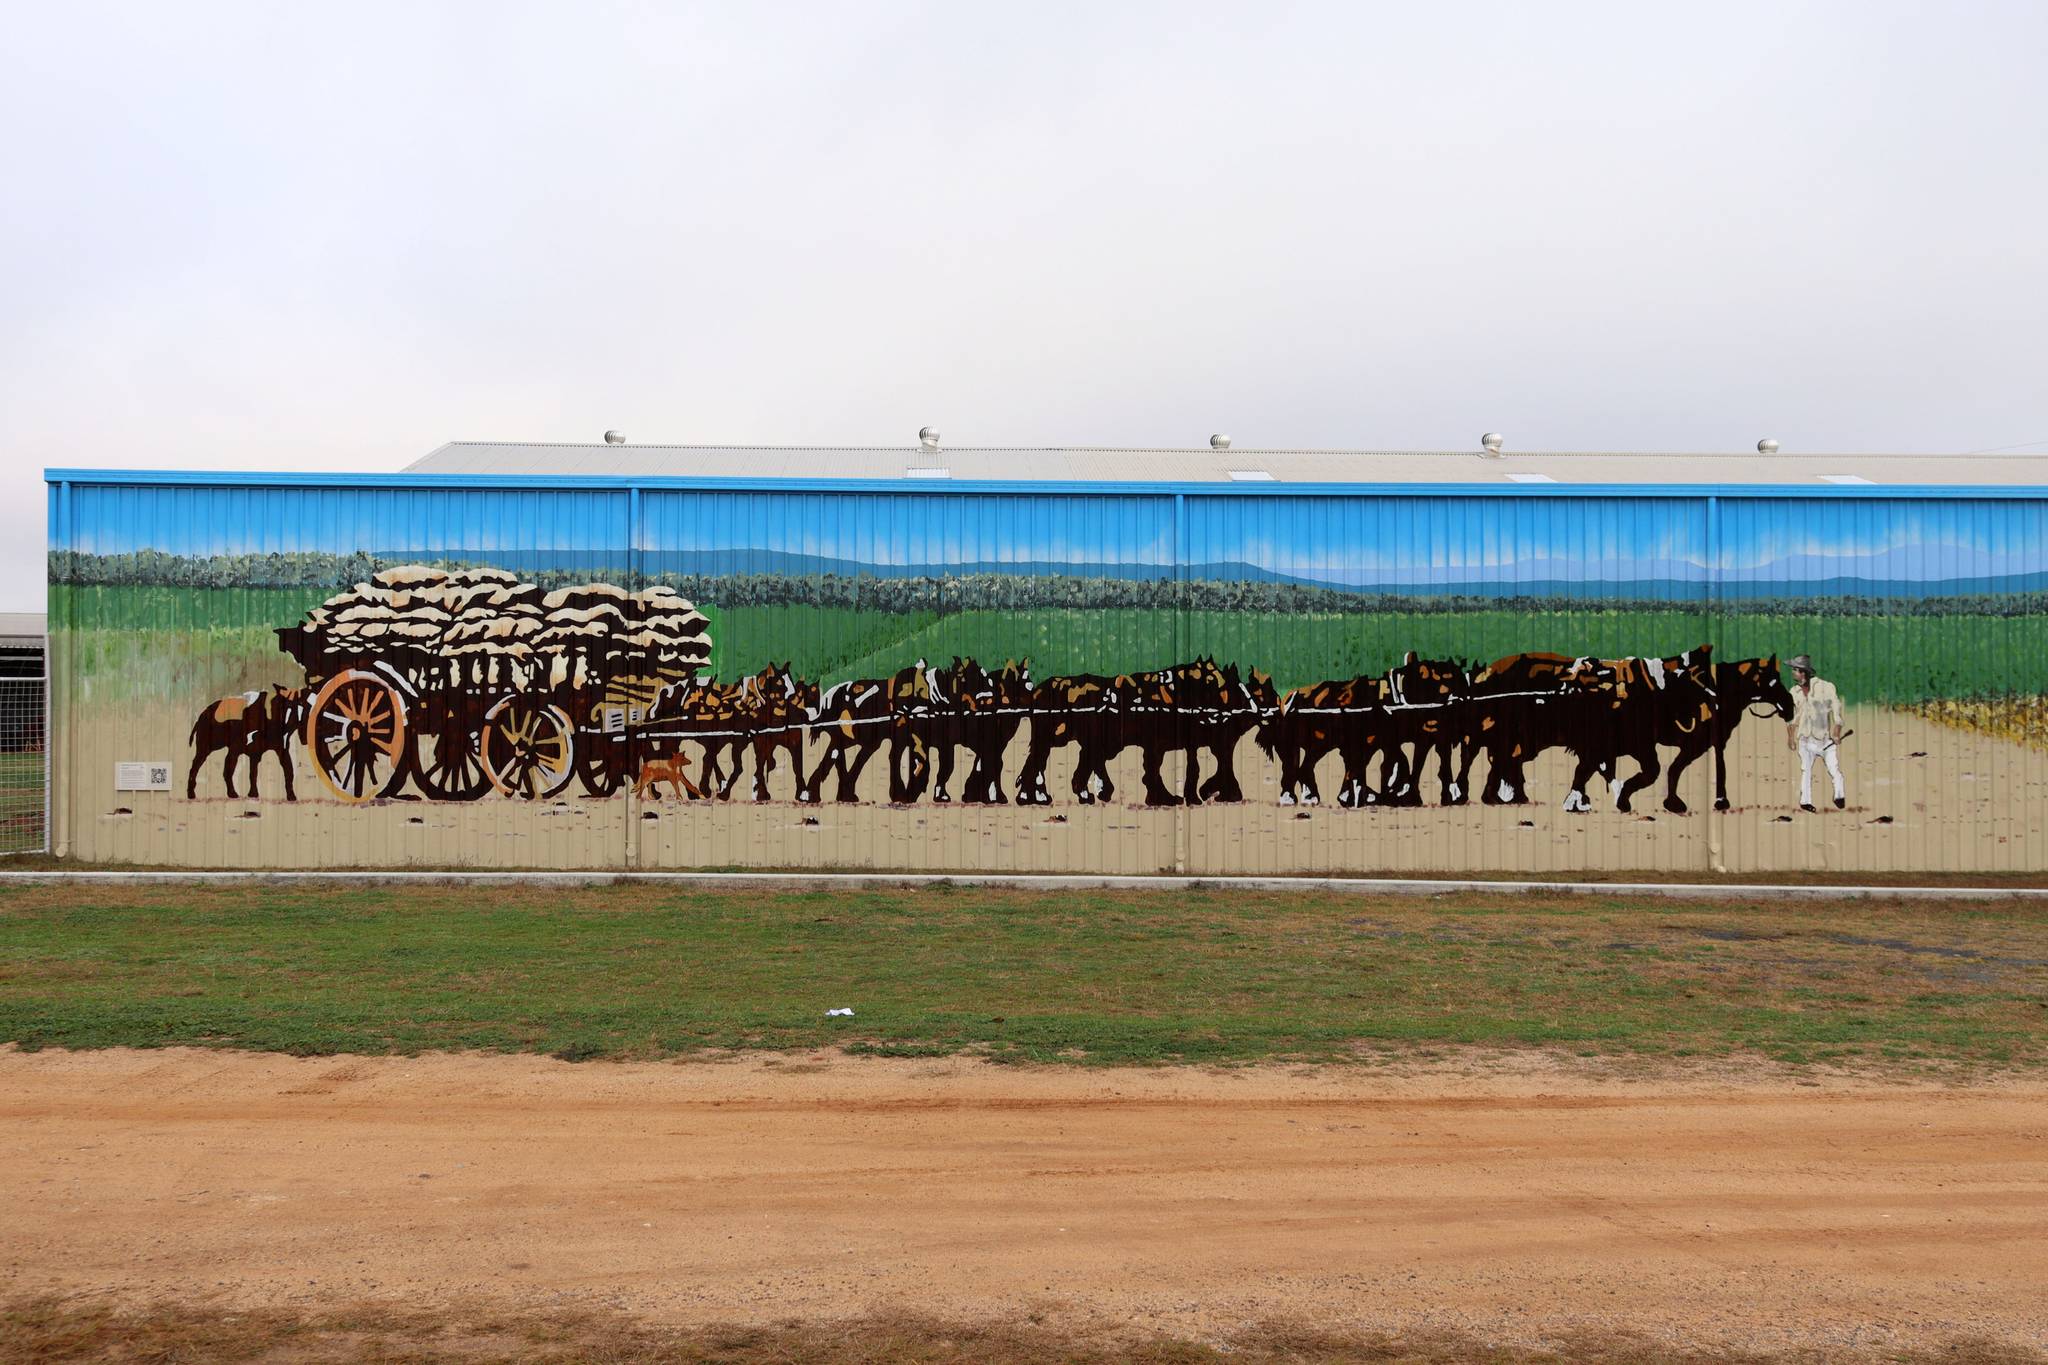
[632, 753, 704, 801]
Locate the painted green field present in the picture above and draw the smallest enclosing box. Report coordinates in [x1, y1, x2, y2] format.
[47, 584, 2048, 703]
[826, 606, 2048, 702]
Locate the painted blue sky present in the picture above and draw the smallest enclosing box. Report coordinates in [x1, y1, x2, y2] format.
[50, 485, 2048, 592]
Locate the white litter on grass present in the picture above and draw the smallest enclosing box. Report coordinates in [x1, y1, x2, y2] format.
[825, 1007, 855, 1017]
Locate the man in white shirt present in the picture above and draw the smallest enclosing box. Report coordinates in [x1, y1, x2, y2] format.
[1785, 654, 1845, 812]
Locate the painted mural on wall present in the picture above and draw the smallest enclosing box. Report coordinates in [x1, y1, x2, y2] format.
[44, 484, 2048, 870]
[172, 561, 1809, 817]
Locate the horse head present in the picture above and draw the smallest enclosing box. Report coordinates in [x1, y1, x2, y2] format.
[994, 658, 1033, 705]
[1740, 653, 1796, 720]
[1390, 653, 1463, 704]
[270, 683, 310, 736]
[945, 655, 996, 704]
[1179, 657, 1233, 709]
[1244, 666, 1280, 714]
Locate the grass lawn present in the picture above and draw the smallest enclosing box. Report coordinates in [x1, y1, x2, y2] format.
[3, 883, 2044, 1069]
[0, 753, 44, 853]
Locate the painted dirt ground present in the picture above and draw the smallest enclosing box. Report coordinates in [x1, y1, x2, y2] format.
[82, 702, 2048, 873]
[2, 1048, 2044, 1356]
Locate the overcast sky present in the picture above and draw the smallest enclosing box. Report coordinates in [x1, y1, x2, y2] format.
[4, 1, 2045, 610]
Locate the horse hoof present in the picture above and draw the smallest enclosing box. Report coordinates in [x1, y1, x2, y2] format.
[1713, 799, 1731, 812]
[1664, 797, 1688, 815]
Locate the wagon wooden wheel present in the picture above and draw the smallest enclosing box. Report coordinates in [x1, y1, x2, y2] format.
[409, 695, 493, 801]
[480, 696, 577, 799]
[305, 669, 409, 803]
[575, 731, 629, 797]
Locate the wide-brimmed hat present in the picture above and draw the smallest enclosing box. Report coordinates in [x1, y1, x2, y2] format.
[1789, 654, 1815, 673]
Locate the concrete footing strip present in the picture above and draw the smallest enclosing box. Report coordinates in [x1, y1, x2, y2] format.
[1, 870, 2043, 898]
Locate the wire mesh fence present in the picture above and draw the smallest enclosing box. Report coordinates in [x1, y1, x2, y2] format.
[0, 675, 48, 853]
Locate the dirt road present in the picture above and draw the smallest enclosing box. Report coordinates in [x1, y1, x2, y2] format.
[2, 1048, 2044, 1354]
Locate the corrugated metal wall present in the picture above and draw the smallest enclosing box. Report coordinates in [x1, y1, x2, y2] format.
[46, 476, 2048, 873]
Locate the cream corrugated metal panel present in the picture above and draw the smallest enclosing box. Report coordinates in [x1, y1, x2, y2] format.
[404, 441, 2048, 485]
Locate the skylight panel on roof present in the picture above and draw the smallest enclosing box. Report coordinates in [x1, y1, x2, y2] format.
[1817, 474, 1873, 485]
[1226, 470, 1275, 481]
[1504, 472, 1556, 483]
[904, 467, 951, 479]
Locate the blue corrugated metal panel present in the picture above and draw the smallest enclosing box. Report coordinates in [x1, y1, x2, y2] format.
[42, 476, 2048, 873]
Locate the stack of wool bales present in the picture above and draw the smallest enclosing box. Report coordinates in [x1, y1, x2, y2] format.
[534, 582, 712, 691]
[282, 566, 710, 694]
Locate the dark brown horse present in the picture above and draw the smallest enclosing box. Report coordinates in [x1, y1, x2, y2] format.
[645, 673, 744, 797]
[1259, 656, 1464, 808]
[802, 675, 893, 803]
[1017, 658, 1240, 808]
[1194, 666, 1277, 803]
[1661, 655, 1795, 813]
[886, 657, 993, 803]
[1459, 647, 1716, 813]
[738, 662, 817, 802]
[646, 663, 810, 800]
[926, 658, 1033, 804]
[186, 684, 308, 800]
[1257, 674, 1383, 807]
[1372, 654, 1473, 807]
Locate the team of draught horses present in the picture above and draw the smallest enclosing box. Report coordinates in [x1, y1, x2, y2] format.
[190, 646, 1800, 814]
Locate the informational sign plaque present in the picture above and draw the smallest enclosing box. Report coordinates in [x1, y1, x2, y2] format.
[115, 761, 173, 792]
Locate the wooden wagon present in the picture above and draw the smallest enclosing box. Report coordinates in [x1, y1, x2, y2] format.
[276, 567, 710, 803]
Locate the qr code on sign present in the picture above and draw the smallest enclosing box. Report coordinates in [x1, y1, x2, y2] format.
[115, 762, 173, 792]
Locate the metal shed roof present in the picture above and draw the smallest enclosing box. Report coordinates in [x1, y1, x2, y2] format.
[405, 441, 2048, 487]
[0, 612, 45, 652]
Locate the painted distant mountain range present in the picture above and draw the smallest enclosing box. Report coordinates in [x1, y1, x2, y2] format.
[380, 548, 2048, 602]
